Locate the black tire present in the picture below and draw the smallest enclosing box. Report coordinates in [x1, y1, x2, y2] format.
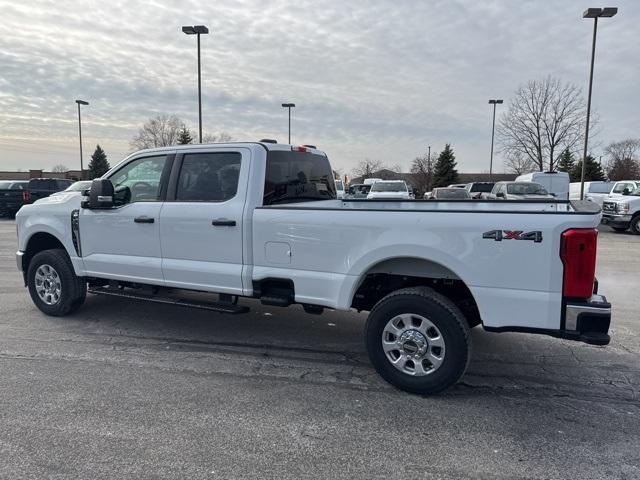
[27, 248, 86, 316]
[611, 226, 628, 232]
[365, 287, 471, 395]
[630, 216, 640, 235]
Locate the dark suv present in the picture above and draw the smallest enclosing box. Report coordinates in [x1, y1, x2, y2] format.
[23, 178, 74, 204]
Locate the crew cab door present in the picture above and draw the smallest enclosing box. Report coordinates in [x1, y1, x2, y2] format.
[80, 153, 173, 285]
[159, 148, 248, 294]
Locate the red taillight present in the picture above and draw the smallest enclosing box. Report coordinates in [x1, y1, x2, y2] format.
[560, 228, 597, 298]
[22, 191, 30, 203]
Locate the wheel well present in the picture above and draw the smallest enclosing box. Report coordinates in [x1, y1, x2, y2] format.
[23, 232, 66, 272]
[351, 260, 482, 328]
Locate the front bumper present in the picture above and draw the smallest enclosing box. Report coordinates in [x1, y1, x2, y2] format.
[601, 213, 631, 228]
[16, 250, 24, 272]
[563, 294, 611, 345]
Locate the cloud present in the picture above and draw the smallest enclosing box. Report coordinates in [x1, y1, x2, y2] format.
[0, 0, 638, 174]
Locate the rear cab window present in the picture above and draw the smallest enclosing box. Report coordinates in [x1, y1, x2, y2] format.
[263, 150, 336, 205]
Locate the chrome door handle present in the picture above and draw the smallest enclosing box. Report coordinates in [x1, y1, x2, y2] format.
[212, 219, 236, 227]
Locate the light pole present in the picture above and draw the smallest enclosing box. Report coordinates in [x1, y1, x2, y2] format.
[75, 99, 89, 179]
[182, 25, 209, 143]
[580, 7, 617, 199]
[488, 99, 503, 181]
[282, 103, 295, 144]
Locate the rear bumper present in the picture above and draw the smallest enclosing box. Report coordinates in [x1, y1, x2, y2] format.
[601, 213, 631, 228]
[483, 294, 611, 346]
[563, 294, 611, 345]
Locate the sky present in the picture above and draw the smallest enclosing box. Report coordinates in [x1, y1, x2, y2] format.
[0, 0, 638, 174]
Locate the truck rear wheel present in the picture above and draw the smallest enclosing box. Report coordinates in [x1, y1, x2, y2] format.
[27, 249, 86, 316]
[630, 216, 640, 235]
[365, 287, 471, 394]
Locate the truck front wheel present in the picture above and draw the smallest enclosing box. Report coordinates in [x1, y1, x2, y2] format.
[630, 216, 640, 235]
[365, 287, 471, 394]
[27, 249, 86, 316]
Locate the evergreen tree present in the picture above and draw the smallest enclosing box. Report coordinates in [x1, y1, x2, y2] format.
[432, 144, 459, 188]
[556, 148, 575, 175]
[87, 145, 110, 179]
[177, 125, 194, 145]
[572, 155, 606, 182]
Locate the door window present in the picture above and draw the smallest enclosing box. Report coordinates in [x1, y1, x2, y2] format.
[108, 155, 167, 204]
[176, 152, 242, 202]
[613, 182, 632, 193]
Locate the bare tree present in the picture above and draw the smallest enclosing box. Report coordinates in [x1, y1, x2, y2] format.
[410, 153, 435, 196]
[131, 114, 183, 150]
[202, 132, 234, 143]
[351, 158, 385, 180]
[604, 139, 640, 180]
[51, 164, 69, 173]
[503, 151, 537, 175]
[498, 76, 589, 172]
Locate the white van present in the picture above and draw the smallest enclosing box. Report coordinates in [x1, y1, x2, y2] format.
[569, 181, 614, 205]
[515, 171, 570, 200]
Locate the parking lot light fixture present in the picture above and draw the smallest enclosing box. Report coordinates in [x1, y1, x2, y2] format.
[75, 99, 89, 179]
[281, 103, 295, 144]
[488, 99, 503, 182]
[182, 25, 209, 143]
[580, 7, 617, 200]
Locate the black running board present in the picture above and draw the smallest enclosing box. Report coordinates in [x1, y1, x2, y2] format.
[88, 287, 249, 314]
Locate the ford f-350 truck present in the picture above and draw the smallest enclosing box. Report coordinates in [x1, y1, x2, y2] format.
[15, 142, 611, 394]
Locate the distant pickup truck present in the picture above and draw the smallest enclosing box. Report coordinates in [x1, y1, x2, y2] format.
[15, 142, 611, 394]
[0, 180, 28, 217]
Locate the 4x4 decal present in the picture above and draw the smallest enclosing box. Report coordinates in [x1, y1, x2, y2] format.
[483, 230, 543, 243]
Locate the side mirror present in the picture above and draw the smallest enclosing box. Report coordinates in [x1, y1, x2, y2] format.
[83, 179, 114, 209]
[496, 192, 505, 198]
[623, 188, 630, 195]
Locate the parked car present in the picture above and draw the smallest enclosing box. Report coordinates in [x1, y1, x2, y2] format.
[50, 180, 93, 197]
[601, 185, 640, 234]
[569, 181, 614, 206]
[346, 183, 371, 198]
[15, 141, 611, 395]
[24, 178, 74, 204]
[334, 179, 345, 199]
[488, 181, 556, 200]
[0, 180, 28, 217]
[425, 187, 471, 200]
[515, 171, 570, 200]
[366, 180, 411, 200]
[465, 182, 494, 199]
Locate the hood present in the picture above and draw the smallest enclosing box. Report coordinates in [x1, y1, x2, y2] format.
[367, 191, 410, 198]
[509, 193, 555, 200]
[33, 192, 84, 205]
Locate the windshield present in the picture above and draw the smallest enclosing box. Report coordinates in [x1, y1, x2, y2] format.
[263, 151, 336, 205]
[371, 182, 407, 192]
[335, 180, 344, 190]
[507, 183, 549, 195]
[469, 183, 493, 193]
[437, 188, 469, 199]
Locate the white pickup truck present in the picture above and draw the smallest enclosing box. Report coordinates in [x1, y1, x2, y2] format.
[15, 142, 611, 394]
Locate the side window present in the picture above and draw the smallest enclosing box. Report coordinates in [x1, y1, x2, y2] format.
[613, 182, 630, 193]
[176, 152, 242, 202]
[108, 155, 167, 204]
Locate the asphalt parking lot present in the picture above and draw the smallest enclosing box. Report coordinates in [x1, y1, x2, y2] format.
[0, 218, 638, 479]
